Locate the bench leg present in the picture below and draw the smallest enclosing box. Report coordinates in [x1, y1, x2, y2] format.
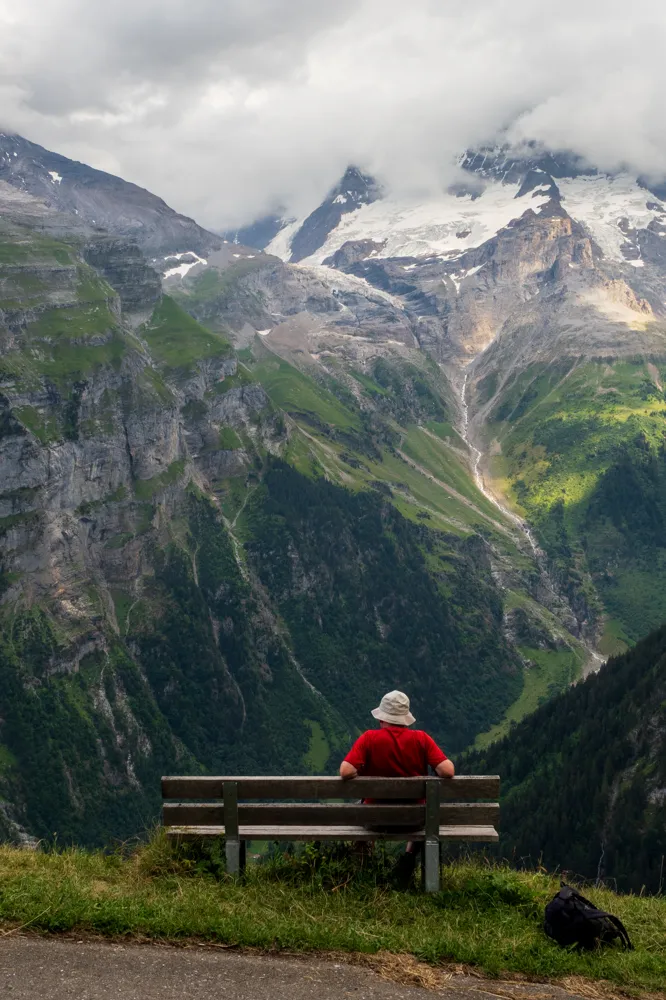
[423, 839, 440, 893]
[225, 839, 246, 878]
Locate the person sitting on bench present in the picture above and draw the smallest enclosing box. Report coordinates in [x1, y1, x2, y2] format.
[339, 689, 454, 883]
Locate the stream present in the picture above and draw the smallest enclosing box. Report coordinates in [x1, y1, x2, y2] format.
[459, 366, 604, 677]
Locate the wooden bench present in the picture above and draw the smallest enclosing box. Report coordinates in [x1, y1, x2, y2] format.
[162, 774, 500, 892]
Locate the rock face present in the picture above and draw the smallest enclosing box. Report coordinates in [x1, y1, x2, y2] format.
[5, 133, 666, 848]
[268, 167, 381, 263]
[187, 148, 666, 654]
[0, 180, 527, 846]
[0, 131, 221, 256]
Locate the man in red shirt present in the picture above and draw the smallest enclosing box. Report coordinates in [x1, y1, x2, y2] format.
[340, 689, 455, 782]
[339, 690, 454, 886]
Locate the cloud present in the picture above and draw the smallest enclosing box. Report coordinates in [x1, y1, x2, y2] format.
[1, 0, 666, 228]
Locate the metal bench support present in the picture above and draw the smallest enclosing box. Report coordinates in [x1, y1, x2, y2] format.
[225, 838, 246, 876]
[223, 780, 246, 878]
[423, 777, 441, 893]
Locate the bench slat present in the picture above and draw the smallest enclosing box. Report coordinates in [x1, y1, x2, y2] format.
[163, 802, 499, 827]
[161, 775, 499, 801]
[165, 824, 499, 843]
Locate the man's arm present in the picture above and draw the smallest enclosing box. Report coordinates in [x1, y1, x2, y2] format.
[435, 758, 455, 778]
[339, 732, 367, 780]
[424, 732, 455, 778]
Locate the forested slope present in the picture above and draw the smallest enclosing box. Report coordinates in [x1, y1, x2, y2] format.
[0, 184, 527, 845]
[467, 623, 666, 893]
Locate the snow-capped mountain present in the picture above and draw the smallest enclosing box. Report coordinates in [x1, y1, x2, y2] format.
[263, 149, 666, 272]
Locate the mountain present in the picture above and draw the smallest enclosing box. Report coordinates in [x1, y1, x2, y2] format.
[4, 130, 666, 848]
[0, 173, 529, 845]
[0, 131, 221, 257]
[466, 620, 666, 894]
[236, 148, 666, 655]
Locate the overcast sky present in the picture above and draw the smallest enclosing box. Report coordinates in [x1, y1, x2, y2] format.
[1, 0, 666, 229]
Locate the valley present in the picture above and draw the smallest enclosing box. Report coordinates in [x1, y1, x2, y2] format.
[1, 131, 666, 861]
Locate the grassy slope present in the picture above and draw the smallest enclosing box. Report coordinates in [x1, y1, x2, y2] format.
[233, 345, 586, 745]
[247, 346, 518, 540]
[140, 295, 232, 370]
[482, 358, 666, 648]
[473, 644, 585, 749]
[0, 844, 663, 995]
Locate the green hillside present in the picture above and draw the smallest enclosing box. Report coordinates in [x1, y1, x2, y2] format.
[479, 358, 666, 649]
[0, 215, 536, 845]
[466, 621, 666, 893]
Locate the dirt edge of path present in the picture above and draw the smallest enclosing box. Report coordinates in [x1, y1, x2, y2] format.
[0, 928, 661, 1000]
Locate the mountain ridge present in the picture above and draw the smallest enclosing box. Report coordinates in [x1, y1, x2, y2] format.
[3, 129, 666, 856]
[0, 130, 222, 257]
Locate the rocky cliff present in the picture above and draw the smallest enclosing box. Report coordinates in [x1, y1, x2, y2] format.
[5, 132, 666, 846]
[0, 180, 526, 844]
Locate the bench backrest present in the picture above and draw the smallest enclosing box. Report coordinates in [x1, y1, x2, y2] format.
[162, 775, 500, 834]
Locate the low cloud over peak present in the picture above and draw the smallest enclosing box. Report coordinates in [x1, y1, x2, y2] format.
[1, 0, 666, 229]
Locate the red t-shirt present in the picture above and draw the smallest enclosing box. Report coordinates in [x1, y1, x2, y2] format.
[344, 724, 447, 778]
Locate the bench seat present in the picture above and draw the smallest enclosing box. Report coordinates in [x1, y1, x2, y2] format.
[166, 824, 499, 842]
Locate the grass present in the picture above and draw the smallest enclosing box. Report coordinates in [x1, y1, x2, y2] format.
[0, 843, 663, 995]
[219, 427, 242, 450]
[303, 720, 330, 772]
[141, 296, 232, 371]
[473, 645, 585, 750]
[484, 358, 666, 641]
[400, 425, 508, 524]
[599, 619, 631, 658]
[14, 406, 59, 445]
[134, 460, 187, 501]
[252, 358, 360, 429]
[0, 333, 129, 391]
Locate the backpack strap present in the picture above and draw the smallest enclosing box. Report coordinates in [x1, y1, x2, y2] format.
[604, 914, 634, 950]
[563, 885, 600, 910]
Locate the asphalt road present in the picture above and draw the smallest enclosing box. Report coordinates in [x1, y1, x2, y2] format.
[0, 935, 588, 1000]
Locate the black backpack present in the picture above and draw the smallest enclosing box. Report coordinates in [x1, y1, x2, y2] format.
[544, 884, 633, 951]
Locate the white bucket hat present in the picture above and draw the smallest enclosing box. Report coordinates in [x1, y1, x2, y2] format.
[371, 690, 415, 726]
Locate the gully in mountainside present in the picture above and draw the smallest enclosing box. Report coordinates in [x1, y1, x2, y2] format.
[458, 365, 603, 678]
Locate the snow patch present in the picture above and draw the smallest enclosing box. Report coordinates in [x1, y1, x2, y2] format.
[48, 171, 62, 185]
[333, 194, 348, 205]
[265, 218, 301, 259]
[628, 259, 645, 267]
[557, 174, 666, 261]
[278, 180, 551, 264]
[256, 329, 272, 336]
[162, 250, 207, 280]
[299, 264, 407, 311]
[446, 262, 486, 294]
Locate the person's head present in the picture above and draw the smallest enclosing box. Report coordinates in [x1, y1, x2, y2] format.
[371, 690, 415, 727]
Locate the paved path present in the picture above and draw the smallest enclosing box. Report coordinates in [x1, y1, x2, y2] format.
[0, 935, 588, 1000]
